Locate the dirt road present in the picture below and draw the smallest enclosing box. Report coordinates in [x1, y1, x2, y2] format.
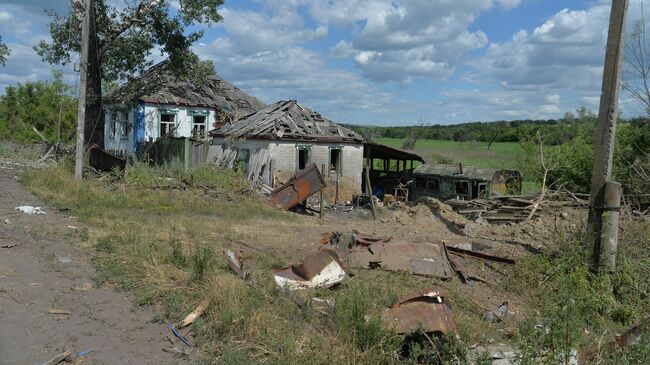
[0, 168, 183, 364]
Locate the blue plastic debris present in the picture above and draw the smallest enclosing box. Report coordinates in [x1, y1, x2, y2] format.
[168, 323, 192, 348]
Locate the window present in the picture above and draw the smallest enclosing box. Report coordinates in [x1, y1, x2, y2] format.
[109, 112, 117, 139]
[329, 148, 341, 175]
[477, 182, 488, 197]
[120, 111, 128, 140]
[237, 148, 250, 172]
[427, 178, 440, 192]
[192, 115, 206, 138]
[455, 180, 469, 196]
[160, 113, 176, 137]
[297, 147, 310, 170]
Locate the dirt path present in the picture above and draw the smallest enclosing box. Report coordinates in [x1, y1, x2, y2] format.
[0, 168, 184, 364]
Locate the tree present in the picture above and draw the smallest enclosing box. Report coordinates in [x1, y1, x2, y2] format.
[0, 70, 77, 143]
[35, 0, 224, 147]
[623, 13, 650, 115]
[0, 36, 10, 66]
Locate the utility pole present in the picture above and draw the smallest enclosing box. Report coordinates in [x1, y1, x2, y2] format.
[75, 0, 93, 180]
[587, 0, 628, 273]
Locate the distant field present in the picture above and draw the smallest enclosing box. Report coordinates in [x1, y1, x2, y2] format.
[375, 138, 522, 170]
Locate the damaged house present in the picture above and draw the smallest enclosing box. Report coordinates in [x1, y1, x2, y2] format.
[209, 100, 365, 201]
[102, 61, 265, 156]
[411, 164, 522, 201]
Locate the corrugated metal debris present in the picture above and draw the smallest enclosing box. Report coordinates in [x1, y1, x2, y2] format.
[273, 249, 346, 290]
[380, 287, 457, 336]
[349, 240, 455, 279]
[88, 145, 126, 172]
[270, 163, 326, 210]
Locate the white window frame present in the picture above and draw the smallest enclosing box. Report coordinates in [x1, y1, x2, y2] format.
[109, 112, 117, 139]
[120, 111, 129, 140]
[192, 114, 207, 138]
[159, 113, 177, 137]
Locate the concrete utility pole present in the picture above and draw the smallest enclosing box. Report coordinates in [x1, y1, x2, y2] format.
[75, 0, 93, 180]
[587, 0, 628, 273]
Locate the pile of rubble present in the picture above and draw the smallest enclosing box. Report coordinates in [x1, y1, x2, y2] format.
[445, 196, 543, 223]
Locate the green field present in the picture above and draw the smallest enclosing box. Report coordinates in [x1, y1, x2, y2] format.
[375, 138, 522, 170]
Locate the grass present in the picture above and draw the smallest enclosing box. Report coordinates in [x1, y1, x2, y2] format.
[375, 138, 522, 170]
[375, 138, 541, 193]
[19, 159, 650, 364]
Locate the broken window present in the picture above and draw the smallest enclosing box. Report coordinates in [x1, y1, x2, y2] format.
[415, 177, 426, 189]
[160, 113, 176, 137]
[109, 112, 117, 139]
[120, 111, 128, 140]
[477, 182, 488, 197]
[329, 148, 341, 175]
[427, 178, 440, 192]
[297, 147, 310, 170]
[192, 115, 206, 138]
[455, 180, 469, 197]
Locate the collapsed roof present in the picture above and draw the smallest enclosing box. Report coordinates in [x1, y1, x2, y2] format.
[104, 61, 265, 116]
[212, 100, 364, 143]
[413, 164, 506, 181]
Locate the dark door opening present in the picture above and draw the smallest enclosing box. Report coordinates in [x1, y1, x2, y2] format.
[330, 148, 341, 175]
[298, 148, 310, 170]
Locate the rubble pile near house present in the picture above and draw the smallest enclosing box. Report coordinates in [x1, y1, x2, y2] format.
[446, 196, 544, 223]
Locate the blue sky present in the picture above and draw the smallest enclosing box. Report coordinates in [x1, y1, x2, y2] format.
[0, 0, 647, 125]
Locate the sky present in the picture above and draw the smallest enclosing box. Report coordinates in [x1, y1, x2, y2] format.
[0, 0, 647, 126]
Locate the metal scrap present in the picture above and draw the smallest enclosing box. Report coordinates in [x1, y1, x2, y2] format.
[380, 287, 457, 336]
[483, 301, 509, 323]
[270, 163, 326, 210]
[349, 241, 455, 280]
[273, 249, 346, 290]
[224, 248, 248, 281]
[88, 145, 126, 172]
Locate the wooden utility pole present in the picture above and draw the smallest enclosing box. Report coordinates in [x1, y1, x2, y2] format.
[74, 0, 93, 180]
[587, 0, 628, 273]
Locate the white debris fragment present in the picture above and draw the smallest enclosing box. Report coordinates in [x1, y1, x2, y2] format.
[14, 206, 46, 215]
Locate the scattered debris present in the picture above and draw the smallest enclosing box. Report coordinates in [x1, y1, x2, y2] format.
[72, 282, 92, 291]
[349, 241, 455, 279]
[14, 205, 46, 215]
[470, 343, 518, 365]
[274, 249, 346, 290]
[379, 288, 457, 336]
[0, 288, 24, 304]
[1, 243, 17, 248]
[168, 323, 192, 348]
[270, 163, 326, 210]
[3, 218, 9, 224]
[56, 254, 72, 263]
[351, 231, 392, 247]
[67, 225, 78, 230]
[224, 248, 249, 281]
[48, 308, 71, 320]
[483, 301, 509, 323]
[180, 298, 210, 328]
[162, 346, 193, 356]
[38, 350, 72, 365]
[88, 144, 126, 172]
[578, 316, 650, 364]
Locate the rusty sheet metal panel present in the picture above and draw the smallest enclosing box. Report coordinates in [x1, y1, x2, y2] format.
[89, 145, 126, 172]
[270, 163, 326, 210]
[349, 241, 455, 279]
[380, 288, 457, 335]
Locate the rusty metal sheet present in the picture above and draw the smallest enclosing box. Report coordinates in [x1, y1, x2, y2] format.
[270, 163, 325, 210]
[380, 287, 457, 335]
[273, 249, 345, 290]
[349, 241, 455, 279]
[89, 145, 126, 172]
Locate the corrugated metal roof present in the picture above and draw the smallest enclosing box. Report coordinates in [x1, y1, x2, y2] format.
[104, 61, 265, 116]
[212, 100, 363, 142]
[413, 164, 495, 180]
